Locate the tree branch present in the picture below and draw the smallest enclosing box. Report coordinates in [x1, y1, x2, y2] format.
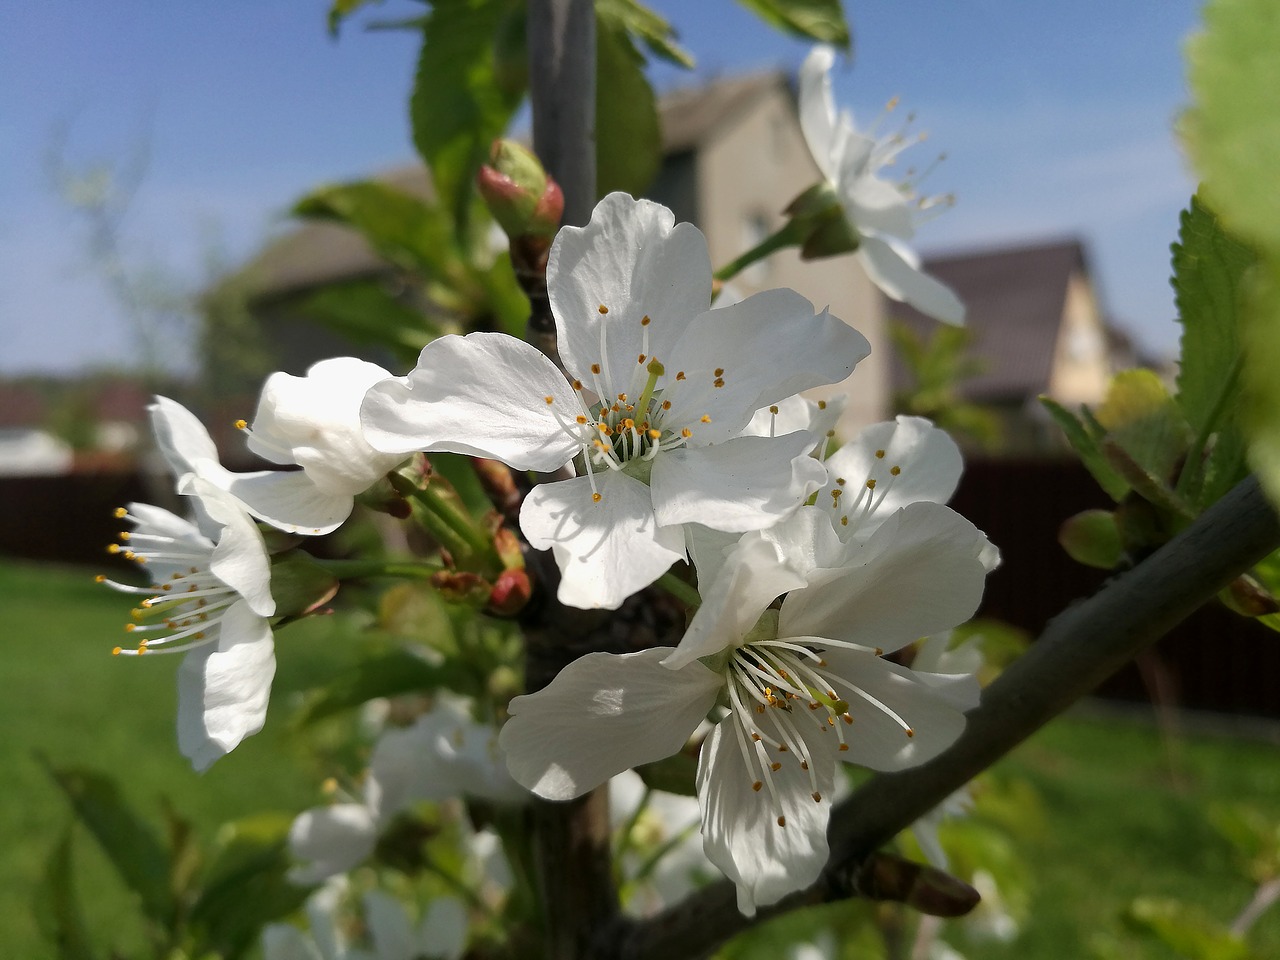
[613, 475, 1280, 960]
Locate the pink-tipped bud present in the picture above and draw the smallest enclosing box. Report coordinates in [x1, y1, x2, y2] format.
[477, 139, 563, 239]
[487, 568, 532, 617]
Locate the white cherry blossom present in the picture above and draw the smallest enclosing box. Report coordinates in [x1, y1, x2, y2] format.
[99, 478, 277, 771]
[799, 45, 965, 325]
[499, 500, 992, 914]
[362, 192, 870, 610]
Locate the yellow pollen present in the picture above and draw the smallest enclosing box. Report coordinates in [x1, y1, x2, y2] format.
[94, 574, 105, 583]
[113, 506, 127, 518]
[676, 371, 686, 381]
[827, 716, 835, 726]
[800, 760, 810, 770]
[808, 702, 820, 710]
[714, 377, 725, 388]
[576, 415, 588, 424]
[618, 393, 628, 402]
[681, 428, 692, 438]
[842, 714, 854, 725]
[235, 419, 248, 430]
[592, 492, 602, 503]
[662, 400, 671, 410]
[890, 465, 902, 476]
[839, 743, 849, 752]
[751, 733, 761, 742]
[866, 479, 877, 490]
[769, 405, 779, 414]
[641, 315, 651, 325]
[752, 781, 763, 792]
[770, 762, 782, 772]
[107, 543, 121, 554]
[836, 477, 846, 486]
[831, 489, 843, 501]
[777, 816, 786, 827]
[701, 415, 711, 423]
[572, 379, 583, 390]
[591, 363, 601, 374]
[544, 395, 554, 405]
[648, 429, 660, 440]
[135, 645, 147, 655]
[817, 400, 827, 409]
[638, 353, 646, 364]
[875, 449, 886, 459]
[622, 418, 635, 430]
[714, 367, 724, 377]
[124, 623, 136, 633]
[812, 791, 822, 802]
[840, 516, 849, 526]
[778, 744, 789, 752]
[598, 304, 608, 314]
[111, 646, 122, 656]
[906, 728, 916, 738]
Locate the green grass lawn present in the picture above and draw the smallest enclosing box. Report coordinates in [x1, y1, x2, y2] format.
[4, 557, 1280, 960]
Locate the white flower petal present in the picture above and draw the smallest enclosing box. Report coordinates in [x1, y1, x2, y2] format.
[684, 524, 742, 597]
[697, 719, 832, 916]
[219, 469, 355, 537]
[798, 45, 840, 182]
[176, 600, 276, 771]
[360, 332, 581, 472]
[663, 290, 869, 443]
[262, 925, 325, 960]
[839, 170, 915, 240]
[499, 647, 722, 800]
[149, 395, 221, 480]
[663, 535, 808, 670]
[549, 192, 712, 387]
[755, 504, 849, 578]
[818, 416, 963, 540]
[802, 651, 972, 772]
[191, 478, 276, 616]
[779, 502, 989, 654]
[651, 434, 827, 533]
[287, 804, 378, 883]
[858, 233, 965, 325]
[520, 471, 686, 610]
[363, 891, 416, 960]
[742, 394, 845, 444]
[418, 897, 469, 960]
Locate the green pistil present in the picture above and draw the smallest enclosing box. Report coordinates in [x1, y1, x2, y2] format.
[633, 358, 665, 429]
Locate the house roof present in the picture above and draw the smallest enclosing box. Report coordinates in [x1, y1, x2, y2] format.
[242, 71, 787, 301]
[887, 238, 1088, 403]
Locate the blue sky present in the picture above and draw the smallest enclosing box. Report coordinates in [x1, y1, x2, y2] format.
[1, 1, 1200, 374]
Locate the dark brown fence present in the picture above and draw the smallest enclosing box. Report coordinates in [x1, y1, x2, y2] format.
[3, 462, 1278, 718]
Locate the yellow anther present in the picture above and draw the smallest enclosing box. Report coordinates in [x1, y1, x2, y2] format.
[886, 95, 900, 111]
[755, 704, 766, 714]
[778, 744, 789, 752]
[622, 418, 635, 430]
[107, 543, 121, 554]
[112, 646, 122, 656]
[676, 371, 686, 381]
[752, 781, 763, 792]
[714, 378, 725, 388]
[544, 395, 554, 405]
[906, 728, 915, 738]
[769, 405, 779, 415]
[598, 304, 609, 314]
[681, 428, 692, 438]
[842, 714, 853, 725]
[770, 762, 782, 772]
[812, 791, 822, 802]
[808, 702, 820, 711]
[592, 492, 602, 503]
[701, 415, 711, 423]
[591, 363, 601, 374]
[890, 465, 902, 476]
[866, 479, 877, 490]
[751, 732, 761, 742]
[777, 815, 786, 827]
[825, 429, 835, 438]
[119, 531, 131, 540]
[839, 743, 849, 752]
[714, 367, 724, 377]
[800, 760, 810, 770]
[235, 419, 248, 430]
[135, 645, 147, 655]
[836, 477, 846, 486]
[827, 716, 835, 726]
[875, 647, 883, 655]
[875, 449, 886, 459]
[113, 506, 127, 518]
[321, 777, 338, 795]
[648, 429, 660, 440]
[831, 488, 843, 500]
[662, 399, 671, 410]
[641, 315, 651, 325]
[94, 574, 105, 583]
[572, 379, 583, 390]
[638, 353, 646, 364]
[840, 515, 849, 526]
[817, 400, 827, 409]
[617, 393, 628, 402]
[576, 415, 588, 424]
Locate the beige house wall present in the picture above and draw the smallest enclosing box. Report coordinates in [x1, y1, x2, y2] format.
[690, 84, 889, 438]
[1046, 272, 1112, 406]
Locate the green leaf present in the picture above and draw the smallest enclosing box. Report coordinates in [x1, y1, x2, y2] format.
[1186, 0, 1280, 253]
[44, 763, 174, 927]
[297, 279, 438, 366]
[1095, 369, 1193, 488]
[1241, 263, 1280, 511]
[34, 827, 97, 960]
[596, 18, 662, 198]
[635, 751, 699, 797]
[1171, 195, 1255, 506]
[1125, 897, 1254, 960]
[1039, 396, 1130, 501]
[734, 0, 851, 48]
[190, 814, 312, 960]
[411, 0, 525, 237]
[1059, 509, 1124, 570]
[296, 647, 470, 725]
[294, 180, 459, 281]
[597, 0, 695, 68]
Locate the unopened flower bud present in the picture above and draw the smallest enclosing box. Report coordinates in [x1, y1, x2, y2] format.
[492, 527, 525, 570]
[487, 568, 532, 617]
[430, 570, 491, 605]
[477, 139, 563, 240]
